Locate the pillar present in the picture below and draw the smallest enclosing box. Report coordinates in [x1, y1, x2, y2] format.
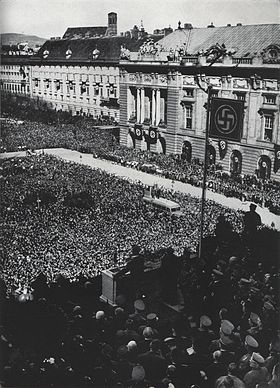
[136, 88, 141, 122]
[156, 89, 161, 125]
[140, 88, 145, 123]
[151, 89, 156, 125]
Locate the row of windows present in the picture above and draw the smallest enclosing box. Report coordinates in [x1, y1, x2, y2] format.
[32, 74, 117, 84]
[183, 88, 277, 104]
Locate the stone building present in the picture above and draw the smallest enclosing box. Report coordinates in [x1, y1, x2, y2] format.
[119, 23, 280, 180]
[0, 12, 156, 121]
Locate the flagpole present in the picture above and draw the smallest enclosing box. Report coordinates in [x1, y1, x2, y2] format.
[198, 85, 212, 259]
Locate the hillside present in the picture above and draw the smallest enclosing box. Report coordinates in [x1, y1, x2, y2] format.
[1, 33, 46, 48]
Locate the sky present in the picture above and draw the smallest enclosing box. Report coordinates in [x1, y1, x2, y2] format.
[0, 0, 279, 38]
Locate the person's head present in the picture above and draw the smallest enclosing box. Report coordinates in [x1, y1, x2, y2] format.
[249, 352, 264, 369]
[143, 326, 154, 340]
[228, 363, 238, 377]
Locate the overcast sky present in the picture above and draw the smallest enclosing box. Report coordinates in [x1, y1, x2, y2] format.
[0, 0, 279, 38]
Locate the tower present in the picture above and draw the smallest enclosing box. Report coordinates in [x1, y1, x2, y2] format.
[107, 12, 117, 36]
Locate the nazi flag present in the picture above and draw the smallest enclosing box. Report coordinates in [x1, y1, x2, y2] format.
[274, 144, 280, 173]
[210, 98, 244, 142]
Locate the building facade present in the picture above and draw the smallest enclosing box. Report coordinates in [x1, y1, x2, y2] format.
[0, 12, 152, 121]
[119, 24, 280, 180]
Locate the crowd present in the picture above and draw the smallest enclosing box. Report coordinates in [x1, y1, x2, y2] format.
[1, 116, 279, 215]
[0, 153, 247, 295]
[0, 200, 279, 387]
[0, 146, 279, 387]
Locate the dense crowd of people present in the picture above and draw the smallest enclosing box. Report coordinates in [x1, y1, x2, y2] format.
[1, 141, 279, 386]
[0, 153, 247, 295]
[0, 204, 279, 387]
[1, 117, 279, 215]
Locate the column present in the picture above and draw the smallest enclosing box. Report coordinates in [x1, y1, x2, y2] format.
[136, 88, 141, 122]
[140, 88, 145, 123]
[156, 89, 161, 125]
[151, 89, 156, 125]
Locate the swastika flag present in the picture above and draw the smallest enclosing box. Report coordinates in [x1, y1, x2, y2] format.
[209, 98, 244, 142]
[274, 144, 280, 173]
[134, 124, 143, 140]
[148, 127, 157, 144]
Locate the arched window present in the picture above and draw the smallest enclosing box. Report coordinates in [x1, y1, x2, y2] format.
[181, 141, 192, 162]
[230, 150, 242, 174]
[258, 155, 271, 179]
[207, 145, 216, 166]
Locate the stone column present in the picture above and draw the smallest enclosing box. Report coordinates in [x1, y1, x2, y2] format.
[156, 89, 161, 125]
[140, 88, 145, 123]
[136, 88, 141, 122]
[151, 89, 156, 125]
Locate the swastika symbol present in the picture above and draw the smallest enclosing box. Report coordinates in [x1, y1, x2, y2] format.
[215, 105, 237, 134]
[150, 130, 156, 138]
[136, 129, 141, 137]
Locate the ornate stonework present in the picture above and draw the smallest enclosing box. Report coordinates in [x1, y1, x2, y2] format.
[261, 45, 280, 64]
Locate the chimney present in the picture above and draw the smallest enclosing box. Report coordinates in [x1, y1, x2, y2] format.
[184, 23, 193, 29]
[207, 22, 215, 28]
[107, 12, 117, 36]
[227, 24, 231, 27]
[236, 23, 242, 26]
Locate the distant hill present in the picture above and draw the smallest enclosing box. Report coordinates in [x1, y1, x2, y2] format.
[1, 33, 46, 48]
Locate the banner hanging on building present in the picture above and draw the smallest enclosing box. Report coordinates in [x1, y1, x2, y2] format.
[134, 124, 143, 140]
[218, 139, 227, 159]
[274, 144, 280, 173]
[148, 127, 157, 144]
[210, 98, 244, 142]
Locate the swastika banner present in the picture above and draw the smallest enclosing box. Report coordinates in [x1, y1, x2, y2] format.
[134, 124, 143, 140]
[209, 98, 244, 142]
[148, 127, 157, 144]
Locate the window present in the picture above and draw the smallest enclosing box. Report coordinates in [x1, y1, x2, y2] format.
[263, 94, 276, 105]
[185, 105, 192, 129]
[263, 114, 274, 141]
[234, 92, 246, 101]
[210, 89, 219, 98]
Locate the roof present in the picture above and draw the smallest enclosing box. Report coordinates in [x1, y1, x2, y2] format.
[62, 26, 108, 39]
[36, 35, 161, 63]
[158, 24, 280, 57]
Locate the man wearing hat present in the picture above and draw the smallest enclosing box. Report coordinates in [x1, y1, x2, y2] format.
[239, 335, 259, 378]
[117, 245, 145, 300]
[129, 299, 147, 328]
[243, 352, 269, 388]
[192, 315, 215, 355]
[243, 203, 261, 246]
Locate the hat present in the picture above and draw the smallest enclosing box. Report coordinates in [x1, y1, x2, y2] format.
[164, 337, 176, 347]
[147, 313, 158, 322]
[115, 307, 125, 316]
[95, 311, 105, 320]
[131, 365, 145, 381]
[245, 335, 259, 349]
[134, 299, 145, 311]
[143, 326, 154, 339]
[127, 340, 137, 351]
[250, 203, 257, 210]
[213, 269, 224, 277]
[250, 352, 264, 364]
[200, 315, 212, 328]
[73, 305, 82, 314]
[249, 312, 261, 325]
[264, 301, 275, 310]
[220, 320, 234, 335]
